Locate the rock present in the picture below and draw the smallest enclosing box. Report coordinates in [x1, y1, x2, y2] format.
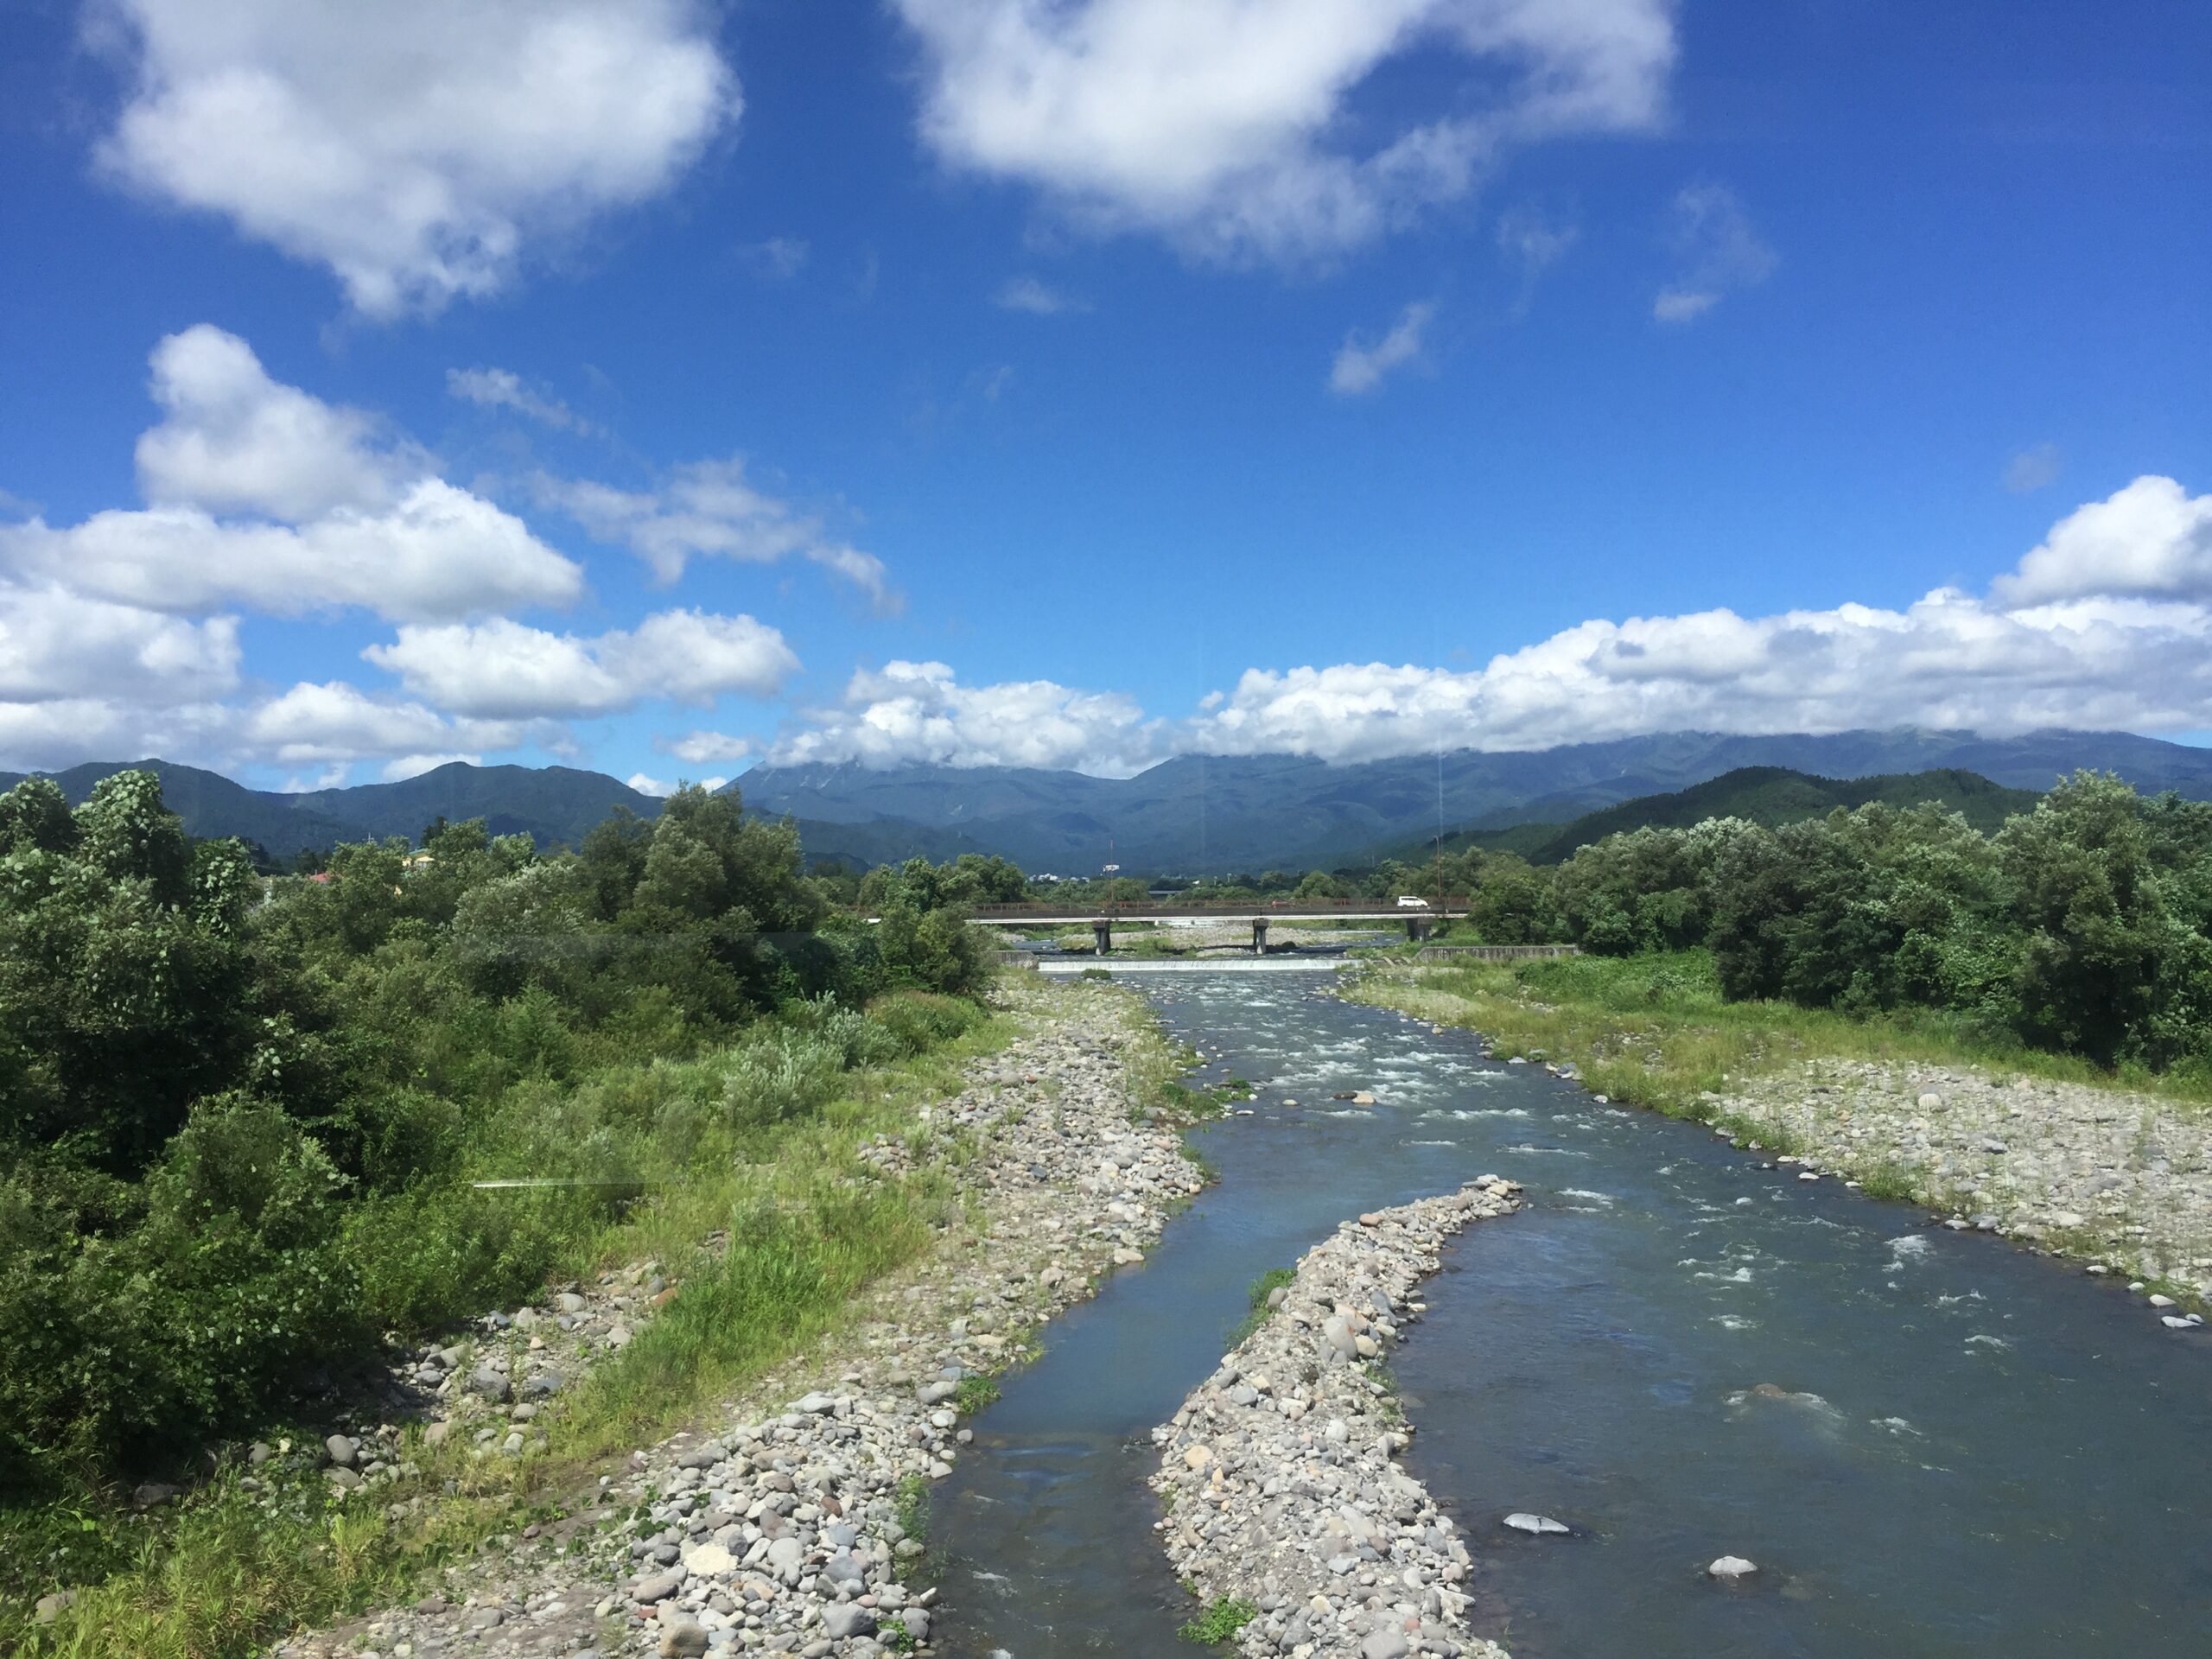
[1503, 1513, 1570, 1535]
[1362, 1632, 1410, 1659]
[518, 1369, 563, 1400]
[325, 1467, 361, 1491]
[899, 1607, 932, 1641]
[33, 1591, 74, 1624]
[822, 1604, 877, 1640]
[657, 1614, 709, 1658]
[632, 1570, 683, 1604]
[556, 1291, 588, 1313]
[2148, 1294, 2176, 1308]
[1917, 1092, 1943, 1109]
[823, 1552, 867, 1586]
[793, 1390, 838, 1414]
[766, 1536, 804, 1573]
[683, 1543, 736, 1576]
[324, 1434, 358, 1467]
[130, 1481, 180, 1509]
[467, 1365, 511, 1403]
[1708, 1555, 1758, 1580]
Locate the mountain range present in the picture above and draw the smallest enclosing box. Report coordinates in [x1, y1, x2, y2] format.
[6, 728, 2209, 874]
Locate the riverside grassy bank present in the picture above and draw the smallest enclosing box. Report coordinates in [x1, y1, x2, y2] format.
[1347, 950, 2212, 1307]
[12, 974, 1219, 1659]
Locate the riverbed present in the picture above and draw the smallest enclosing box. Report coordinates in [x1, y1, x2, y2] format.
[931, 971, 2212, 1657]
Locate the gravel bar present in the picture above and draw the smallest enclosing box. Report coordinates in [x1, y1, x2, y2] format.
[1149, 1179, 1522, 1659]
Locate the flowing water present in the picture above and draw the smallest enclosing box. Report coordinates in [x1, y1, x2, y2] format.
[931, 973, 2212, 1657]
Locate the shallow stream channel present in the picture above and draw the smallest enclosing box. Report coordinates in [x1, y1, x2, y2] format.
[930, 972, 2212, 1658]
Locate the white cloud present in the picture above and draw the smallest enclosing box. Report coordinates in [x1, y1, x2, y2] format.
[0, 580, 240, 705]
[364, 610, 798, 721]
[2005, 442, 2063, 494]
[771, 660, 1162, 776]
[533, 456, 898, 611]
[1652, 181, 1775, 322]
[447, 366, 592, 433]
[383, 752, 480, 782]
[243, 681, 522, 766]
[626, 771, 728, 798]
[658, 730, 755, 766]
[1994, 474, 2212, 607]
[893, 0, 1675, 262]
[1, 327, 583, 622]
[137, 324, 414, 517]
[1330, 301, 1435, 394]
[995, 276, 1089, 315]
[762, 476, 2212, 773]
[96, 0, 737, 316]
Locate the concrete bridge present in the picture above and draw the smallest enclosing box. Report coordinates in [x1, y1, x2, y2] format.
[954, 898, 1471, 956]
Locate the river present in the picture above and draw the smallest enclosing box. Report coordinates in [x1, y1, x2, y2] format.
[930, 972, 2212, 1656]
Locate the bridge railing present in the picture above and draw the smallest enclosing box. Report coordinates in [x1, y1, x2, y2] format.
[963, 897, 1472, 920]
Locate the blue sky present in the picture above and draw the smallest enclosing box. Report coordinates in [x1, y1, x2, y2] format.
[2, 0, 2208, 791]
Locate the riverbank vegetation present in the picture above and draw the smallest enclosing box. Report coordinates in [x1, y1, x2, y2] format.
[1370, 772, 2212, 1083]
[0, 771, 1002, 1649]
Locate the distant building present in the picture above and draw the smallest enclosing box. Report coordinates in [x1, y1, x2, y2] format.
[403, 850, 436, 871]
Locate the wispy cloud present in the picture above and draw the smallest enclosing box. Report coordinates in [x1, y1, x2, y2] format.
[1329, 302, 1435, 396]
[1496, 204, 1578, 313]
[447, 366, 595, 434]
[995, 275, 1090, 315]
[1652, 182, 1776, 323]
[2005, 442, 2063, 493]
[738, 236, 810, 280]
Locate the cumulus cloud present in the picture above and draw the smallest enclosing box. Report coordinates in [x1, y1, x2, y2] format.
[761, 476, 2212, 773]
[658, 729, 755, 766]
[626, 771, 728, 798]
[533, 456, 897, 611]
[1993, 474, 2212, 607]
[1, 327, 582, 622]
[995, 276, 1089, 315]
[770, 660, 1162, 776]
[95, 0, 737, 315]
[1652, 181, 1774, 322]
[893, 0, 1675, 262]
[0, 580, 240, 706]
[363, 611, 798, 721]
[242, 681, 521, 767]
[447, 366, 593, 433]
[1330, 301, 1435, 395]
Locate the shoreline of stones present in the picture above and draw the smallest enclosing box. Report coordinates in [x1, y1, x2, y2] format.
[1149, 1179, 1524, 1659]
[283, 979, 1209, 1659]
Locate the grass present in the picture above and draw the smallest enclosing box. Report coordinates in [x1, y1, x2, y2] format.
[1178, 1594, 1260, 1645]
[1349, 949, 2212, 1118]
[951, 1375, 1001, 1414]
[1226, 1267, 1294, 1349]
[3, 990, 1025, 1659]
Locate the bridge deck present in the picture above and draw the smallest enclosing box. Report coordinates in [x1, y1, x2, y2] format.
[955, 900, 1468, 926]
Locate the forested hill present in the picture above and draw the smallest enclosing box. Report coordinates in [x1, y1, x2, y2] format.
[1434, 766, 2046, 866]
[9, 727, 2212, 871]
[0, 759, 981, 868]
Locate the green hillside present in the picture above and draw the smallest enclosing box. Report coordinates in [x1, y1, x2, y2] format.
[1399, 766, 2044, 867]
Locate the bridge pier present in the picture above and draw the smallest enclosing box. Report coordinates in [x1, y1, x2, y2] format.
[1405, 914, 1434, 943]
[1251, 918, 1268, 956]
[1092, 920, 1112, 957]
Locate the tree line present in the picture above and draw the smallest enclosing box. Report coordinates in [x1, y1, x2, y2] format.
[0, 772, 992, 1493]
